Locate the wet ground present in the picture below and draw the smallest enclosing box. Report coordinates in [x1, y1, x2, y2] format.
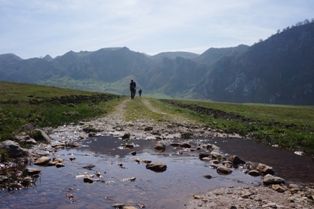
[1, 135, 314, 209]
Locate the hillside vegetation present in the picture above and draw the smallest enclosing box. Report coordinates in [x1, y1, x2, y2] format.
[196, 20, 314, 104]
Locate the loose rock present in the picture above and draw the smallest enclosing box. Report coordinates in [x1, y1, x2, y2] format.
[229, 155, 245, 165]
[257, 163, 275, 175]
[263, 174, 285, 185]
[34, 156, 50, 165]
[216, 166, 232, 175]
[25, 168, 41, 175]
[146, 162, 167, 172]
[154, 142, 166, 150]
[0, 140, 29, 158]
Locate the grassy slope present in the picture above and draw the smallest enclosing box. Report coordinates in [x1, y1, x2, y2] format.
[161, 99, 314, 155]
[0, 81, 121, 140]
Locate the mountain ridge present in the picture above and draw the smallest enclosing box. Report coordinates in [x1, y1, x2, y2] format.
[0, 20, 313, 105]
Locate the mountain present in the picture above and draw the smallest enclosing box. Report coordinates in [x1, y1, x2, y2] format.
[151, 51, 199, 62]
[193, 45, 249, 65]
[42, 55, 53, 61]
[195, 20, 314, 105]
[0, 20, 313, 104]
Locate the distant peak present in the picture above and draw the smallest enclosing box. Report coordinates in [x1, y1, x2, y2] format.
[0, 53, 23, 61]
[43, 54, 53, 61]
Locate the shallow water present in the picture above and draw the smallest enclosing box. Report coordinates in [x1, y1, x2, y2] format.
[0, 136, 313, 209]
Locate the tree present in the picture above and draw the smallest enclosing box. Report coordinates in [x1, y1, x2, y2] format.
[303, 19, 310, 24]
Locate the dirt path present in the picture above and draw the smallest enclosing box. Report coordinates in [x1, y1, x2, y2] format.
[74, 98, 210, 140]
[49, 98, 314, 209]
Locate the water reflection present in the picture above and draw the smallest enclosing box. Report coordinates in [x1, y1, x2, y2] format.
[1, 135, 313, 209]
[212, 137, 314, 185]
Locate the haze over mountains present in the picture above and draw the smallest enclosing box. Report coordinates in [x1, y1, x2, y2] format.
[0, 20, 313, 105]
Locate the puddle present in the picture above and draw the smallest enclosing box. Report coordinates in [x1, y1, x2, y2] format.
[0, 136, 313, 209]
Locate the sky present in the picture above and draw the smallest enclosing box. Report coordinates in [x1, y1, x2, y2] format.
[0, 0, 313, 59]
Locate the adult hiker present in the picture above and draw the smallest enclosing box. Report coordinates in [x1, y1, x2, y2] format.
[130, 79, 136, 99]
[138, 89, 142, 97]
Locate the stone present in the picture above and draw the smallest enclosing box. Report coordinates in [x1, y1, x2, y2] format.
[204, 143, 215, 149]
[154, 142, 166, 150]
[263, 174, 285, 185]
[66, 193, 74, 199]
[51, 142, 65, 148]
[152, 130, 160, 135]
[203, 174, 212, 179]
[112, 203, 124, 208]
[125, 144, 134, 149]
[143, 159, 151, 164]
[257, 163, 275, 175]
[26, 138, 38, 144]
[122, 177, 136, 182]
[21, 177, 33, 187]
[34, 156, 51, 165]
[135, 158, 142, 163]
[34, 129, 52, 143]
[123, 206, 137, 209]
[0, 175, 8, 182]
[68, 142, 80, 147]
[56, 163, 65, 168]
[288, 183, 300, 188]
[272, 184, 286, 193]
[210, 151, 226, 161]
[248, 170, 260, 176]
[146, 162, 167, 172]
[54, 158, 63, 163]
[193, 195, 203, 199]
[202, 157, 211, 161]
[47, 161, 58, 166]
[82, 126, 101, 133]
[240, 191, 254, 198]
[25, 168, 41, 175]
[144, 126, 153, 131]
[199, 152, 210, 159]
[13, 132, 32, 142]
[122, 133, 131, 139]
[20, 123, 35, 131]
[229, 155, 245, 164]
[222, 161, 233, 168]
[216, 166, 232, 175]
[180, 142, 191, 148]
[83, 164, 95, 170]
[0, 140, 29, 158]
[83, 177, 94, 183]
[69, 157, 76, 161]
[130, 151, 137, 156]
[137, 203, 145, 208]
[246, 161, 257, 169]
[210, 164, 219, 169]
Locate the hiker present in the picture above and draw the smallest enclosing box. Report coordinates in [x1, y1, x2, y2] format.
[138, 89, 142, 97]
[130, 79, 136, 99]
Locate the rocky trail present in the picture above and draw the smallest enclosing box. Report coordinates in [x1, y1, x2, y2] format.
[1, 98, 314, 209]
[50, 98, 314, 208]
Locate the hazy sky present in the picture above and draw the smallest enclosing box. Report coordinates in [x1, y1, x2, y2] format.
[1, 0, 313, 59]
